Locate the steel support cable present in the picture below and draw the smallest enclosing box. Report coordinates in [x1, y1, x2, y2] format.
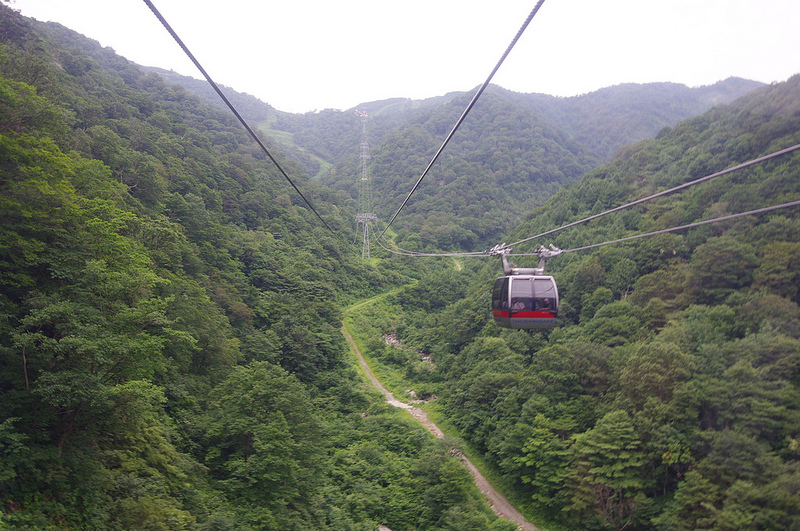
[378, 144, 800, 258]
[503, 199, 800, 256]
[142, 0, 341, 238]
[506, 142, 800, 249]
[371, 224, 489, 257]
[380, 0, 547, 238]
[371, 225, 426, 256]
[373, 224, 488, 257]
[372, 227, 423, 256]
[379, 239, 488, 257]
[372, 218, 488, 256]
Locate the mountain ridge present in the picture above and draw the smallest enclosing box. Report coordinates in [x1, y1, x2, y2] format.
[148, 64, 763, 165]
[144, 67, 762, 249]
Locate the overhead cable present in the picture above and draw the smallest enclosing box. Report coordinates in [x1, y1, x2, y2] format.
[508, 199, 800, 256]
[506, 142, 800, 249]
[142, 0, 340, 238]
[378, 137, 800, 259]
[374, 223, 489, 256]
[380, 0, 548, 238]
[372, 224, 490, 258]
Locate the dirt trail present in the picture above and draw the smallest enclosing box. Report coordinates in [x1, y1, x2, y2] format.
[341, 315, 537, 531]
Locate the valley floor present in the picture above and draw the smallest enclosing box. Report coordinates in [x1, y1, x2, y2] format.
[342, 300, 538, 531]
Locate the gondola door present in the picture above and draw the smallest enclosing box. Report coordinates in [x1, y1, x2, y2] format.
[491, 276, 511, 328]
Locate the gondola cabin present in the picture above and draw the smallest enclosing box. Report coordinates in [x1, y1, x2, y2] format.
[492, 274, 559, 329]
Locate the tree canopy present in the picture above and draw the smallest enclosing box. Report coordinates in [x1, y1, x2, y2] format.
[1, 3, 798, 529]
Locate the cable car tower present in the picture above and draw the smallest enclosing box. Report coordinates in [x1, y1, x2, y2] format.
[354, 110, 377, 258]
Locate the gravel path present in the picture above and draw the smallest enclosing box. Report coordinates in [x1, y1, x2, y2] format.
[341, 318, 537, 530]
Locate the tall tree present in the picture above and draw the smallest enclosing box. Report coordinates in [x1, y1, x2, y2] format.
[567, 410, 648, 530]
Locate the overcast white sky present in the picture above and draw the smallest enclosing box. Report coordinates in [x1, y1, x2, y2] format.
[10, 0, 800, 114]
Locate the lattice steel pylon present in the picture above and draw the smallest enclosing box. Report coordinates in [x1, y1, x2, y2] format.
[354, 111, 377, 258]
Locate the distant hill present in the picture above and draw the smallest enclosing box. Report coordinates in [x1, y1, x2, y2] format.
[143, 66, 281, 124]
[331, 89, 601, 249]
[152, 67, 762, 167]
[148, 68, 762, 249]
[498, 78, 764, 160]
[311, 81, 763, 250]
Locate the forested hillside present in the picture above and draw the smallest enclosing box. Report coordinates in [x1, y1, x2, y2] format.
[356, 75, 800, 529]
[0, 6, 519, 529]
[148, 67, 451, 183]
[2, 3, 797, 530]
[159, 68, 759, 251]
[165, 65, 759, 171]
[499, 79, 764, 161]
[318, 81, 760, 251]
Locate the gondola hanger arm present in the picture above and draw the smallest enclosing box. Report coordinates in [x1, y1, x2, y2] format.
[489, 244, 562, 275]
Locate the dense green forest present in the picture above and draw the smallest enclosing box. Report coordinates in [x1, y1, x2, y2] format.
[316, 80, 760, 251]
[0, 6, 519, 530]
[2, 3, 799, 530]
[353, 76, 800, 529]
[159, 63, 758, 253]
[497, 79, 764, 161]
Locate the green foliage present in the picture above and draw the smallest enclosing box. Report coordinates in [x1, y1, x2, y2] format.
[688, 237, 758, 304]
[617, 341, 692, 408]
[2, 4, 799, 529]
[567, 410, 648, 530]
[0, 5, 417, 528]
[204, 362, 322, 508]
[0, 76, 67, 137]
[514, 414, 569, 507]
[753, 241, 800, 302]
[350, 91, 599, 250]
[373, 74, 800, 530]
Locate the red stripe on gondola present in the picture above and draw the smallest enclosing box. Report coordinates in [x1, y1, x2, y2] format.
[493, 310, 555, 319]
[511, 310, 555, 318]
